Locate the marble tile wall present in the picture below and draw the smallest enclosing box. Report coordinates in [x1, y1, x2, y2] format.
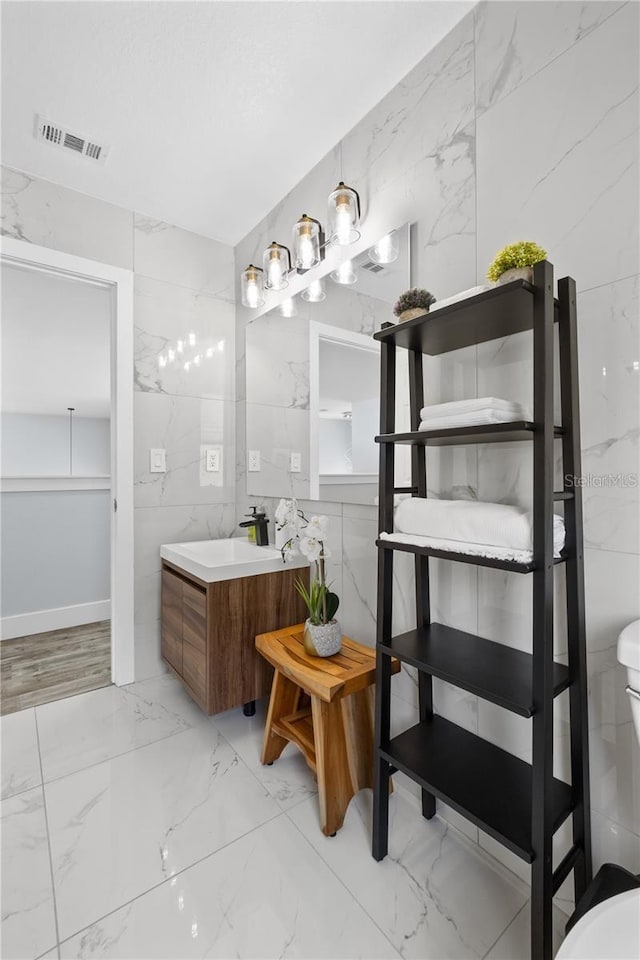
[1, 168, 237, 680]
[234, 0, 640, 892]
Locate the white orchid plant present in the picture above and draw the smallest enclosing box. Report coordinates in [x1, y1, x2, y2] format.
[275, 498, 339, 626]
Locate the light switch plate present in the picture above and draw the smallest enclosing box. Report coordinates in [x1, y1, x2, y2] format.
[205, 448, 220, 472]
[248, 450, 261, 472]
[150, 448, 166, 473]
[290, 451, 301, 473]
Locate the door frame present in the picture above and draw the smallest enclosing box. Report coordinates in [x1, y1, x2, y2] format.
[1, 236, 135, 685]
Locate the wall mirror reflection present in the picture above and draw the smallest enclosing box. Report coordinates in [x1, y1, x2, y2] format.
[245, 223, 411, 504]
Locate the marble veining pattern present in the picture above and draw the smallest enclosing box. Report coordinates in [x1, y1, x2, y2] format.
[0, 707, 41, 799]
[134, 393, 235, 508]
[475, 1, 628, 115]
[45, 722, 280, 940]
[1, 786, 58, 960]
[1, 165, 134, 269]
[475, 3, 639, 292]
[133, 215, 234, 301]
[2, 674, 632, 960]
[134, 275, 235, 401]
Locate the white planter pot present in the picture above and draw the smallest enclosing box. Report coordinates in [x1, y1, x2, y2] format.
[303, 618, 342, 657]
[497, 266, 533, 285]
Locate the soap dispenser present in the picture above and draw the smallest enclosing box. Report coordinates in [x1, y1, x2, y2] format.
[245, 506, 258, 543]
[239, 506, 270, 546]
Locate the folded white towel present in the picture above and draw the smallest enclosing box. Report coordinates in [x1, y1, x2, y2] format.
[420, 397, 528, 421]
[420, 408, 532, 431]
[386, 497, 564, 560]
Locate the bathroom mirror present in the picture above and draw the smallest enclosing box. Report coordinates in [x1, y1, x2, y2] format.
[245, 223, 411, 504]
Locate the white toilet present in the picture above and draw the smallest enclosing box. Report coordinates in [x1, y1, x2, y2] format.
[556, 619, 640, 960]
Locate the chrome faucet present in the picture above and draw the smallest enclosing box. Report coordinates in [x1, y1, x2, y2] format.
[239, 506, 270, 546]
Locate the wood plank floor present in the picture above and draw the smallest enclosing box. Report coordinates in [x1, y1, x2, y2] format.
[1, 621, 111, 715]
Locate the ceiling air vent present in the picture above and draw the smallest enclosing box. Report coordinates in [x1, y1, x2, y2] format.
[34, 115, 109, 165]
[360, 260, 385, 274]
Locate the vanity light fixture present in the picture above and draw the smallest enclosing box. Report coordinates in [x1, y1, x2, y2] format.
[280, 297, 297, 317]
[241, 264, 265, 308]
[330, 259, 357, 285]
[369, 230, 399, 264]
[292, 214, 324, 271]
[240, 179, 363, 308]
[328, 181, 361, 245]
[263, 241, 292, 290]
[301, 278, 326, 303]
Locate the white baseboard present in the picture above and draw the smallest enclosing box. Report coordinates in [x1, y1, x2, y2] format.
[1, 600, 111, 641]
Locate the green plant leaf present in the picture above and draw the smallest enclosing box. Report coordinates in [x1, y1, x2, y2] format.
[325, 591, 339, 621]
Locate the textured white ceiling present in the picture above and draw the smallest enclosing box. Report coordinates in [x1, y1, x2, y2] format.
[1, 1, 472, 245]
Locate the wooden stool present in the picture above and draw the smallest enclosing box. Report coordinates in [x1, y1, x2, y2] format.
[256, 624, 399, 836]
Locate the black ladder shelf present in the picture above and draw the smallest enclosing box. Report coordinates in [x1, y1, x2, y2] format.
[372, 262, 592, 960]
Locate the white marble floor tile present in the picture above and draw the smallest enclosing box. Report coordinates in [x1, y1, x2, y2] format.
[288, 791, 528, 959]
[483, 900, 566, 960]
[212, 700, 318, 812]
[1, 786, 57, 960]
[36, 950, 60, 959]
[45, 723, 280, 940]
[1, 707, 41, 799]
[36, 674, 207, 783]
[58, 815, 398, 959]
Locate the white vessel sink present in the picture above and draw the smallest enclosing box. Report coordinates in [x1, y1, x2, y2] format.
[160, 537, 307, 583]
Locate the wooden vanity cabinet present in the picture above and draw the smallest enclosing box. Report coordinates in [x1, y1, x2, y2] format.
[161, 561, 308, 715]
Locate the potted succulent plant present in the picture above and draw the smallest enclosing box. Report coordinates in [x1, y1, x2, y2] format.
[487, 241, 547, 285]
[393, 288, 436, 323]
[275, 498, 341, 657]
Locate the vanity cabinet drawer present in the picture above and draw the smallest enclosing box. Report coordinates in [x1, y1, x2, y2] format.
[182, 581, 207, 653]
[182, 639, 207, 706]
[161, 569, 183, 674]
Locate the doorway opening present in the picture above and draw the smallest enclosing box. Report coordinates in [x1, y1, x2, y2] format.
[0, 239, 134, 713]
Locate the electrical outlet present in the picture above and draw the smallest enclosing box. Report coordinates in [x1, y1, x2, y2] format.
[248, 450, 261, 472]
[290, 451, 301, 473]
[205, 448, 220, 472]
[149, 448, 166, 473]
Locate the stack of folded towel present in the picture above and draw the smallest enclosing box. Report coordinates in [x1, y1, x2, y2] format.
[380, 497, 565, 563]
[419, 397, 531, 431]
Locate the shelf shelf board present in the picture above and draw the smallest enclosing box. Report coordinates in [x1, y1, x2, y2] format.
[376, 537, 536, 573]
[380, 716, 574, 862]
[376, 422, 564, 447]
[373, 280, 558, 355]
[378, 624, 570, 717]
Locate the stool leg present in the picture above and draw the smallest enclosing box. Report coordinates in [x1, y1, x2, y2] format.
[261, 670, 300, 765]
[342, 686, 375, 793]
[311, 695, 354, 837]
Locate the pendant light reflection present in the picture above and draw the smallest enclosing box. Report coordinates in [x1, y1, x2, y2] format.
[330, 259, 357, 285]
[293, 215, 322, 271]
[280, 297, 297, 317]
[369, 230, 399, 264]
[328, 182, 361, 245]
[241, 265, 265, 308]
[262, 241, 291, 291]
[301, 278, 326, 303]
